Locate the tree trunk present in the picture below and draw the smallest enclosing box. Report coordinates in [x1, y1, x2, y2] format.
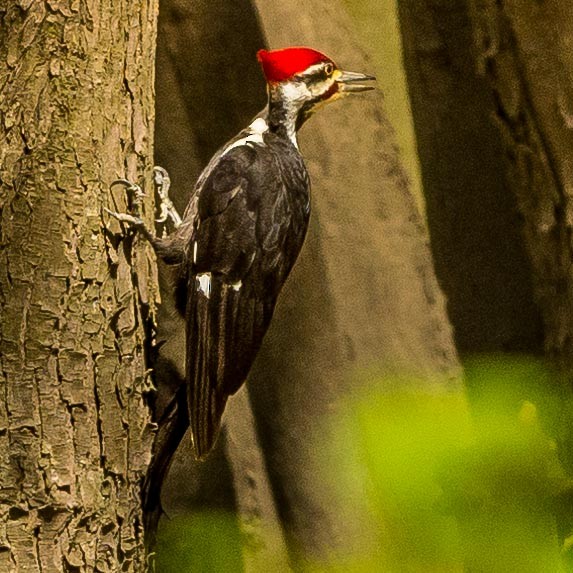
[397, 0, 542, 356]
[224, 389, 291, 572]
[467, 1, 573, 366]
[0, 2, 158, 571]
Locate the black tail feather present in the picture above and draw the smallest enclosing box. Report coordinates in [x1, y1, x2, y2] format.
[187, 276, 228, 459]
[186, 274, 270, 459]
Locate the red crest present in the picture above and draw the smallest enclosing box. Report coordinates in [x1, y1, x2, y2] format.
[257, 47, 334, 83]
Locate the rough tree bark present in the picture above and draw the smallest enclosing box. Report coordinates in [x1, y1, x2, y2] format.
[0, 2, 158, 571]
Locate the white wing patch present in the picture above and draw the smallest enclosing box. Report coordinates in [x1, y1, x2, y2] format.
[197, 273, 211, 298]
[222, 117, 269, 156]
[197, 274, 242, 297]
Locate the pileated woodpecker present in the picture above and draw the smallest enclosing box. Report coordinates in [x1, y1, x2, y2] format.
[107, 47, 374, 460]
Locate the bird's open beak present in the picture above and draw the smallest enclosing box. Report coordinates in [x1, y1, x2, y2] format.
[337, 70, 376, 93]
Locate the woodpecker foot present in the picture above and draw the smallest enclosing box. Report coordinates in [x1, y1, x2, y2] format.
[106, 179, 155, 243]
[153, 166, 182, 229]
[111, 179, 146, 215]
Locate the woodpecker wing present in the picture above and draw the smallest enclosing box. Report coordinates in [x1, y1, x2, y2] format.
[186, 139, 310, 459]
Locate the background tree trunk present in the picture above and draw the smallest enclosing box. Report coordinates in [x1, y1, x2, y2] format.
[0, 2, 159, 571]
[467, 0, 573, 368]
[249, 0, 463, 561]
[397, 0, 542, 356]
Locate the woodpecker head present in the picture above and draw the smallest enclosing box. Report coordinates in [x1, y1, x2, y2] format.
[257, 47, 375, 134]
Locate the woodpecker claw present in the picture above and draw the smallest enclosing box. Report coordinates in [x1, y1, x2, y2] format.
[110, 179, 146, 195]
[110, 178, 135, 188]
[108, 177, 146, 221]
[107, 169, 182, 234]
[105, 177, 155, 244]
[110, 179, 146, 204]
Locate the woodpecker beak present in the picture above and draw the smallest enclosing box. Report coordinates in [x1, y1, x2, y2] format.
[336, 70, 376, 93]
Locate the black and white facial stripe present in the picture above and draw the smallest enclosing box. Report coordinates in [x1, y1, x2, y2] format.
[267, 61, 341, 146]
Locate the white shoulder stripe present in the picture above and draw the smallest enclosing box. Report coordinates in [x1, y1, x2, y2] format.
[221, 118, 269, 157]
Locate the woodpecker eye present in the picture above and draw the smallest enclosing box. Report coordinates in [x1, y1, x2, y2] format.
[324, 63, 335, 76]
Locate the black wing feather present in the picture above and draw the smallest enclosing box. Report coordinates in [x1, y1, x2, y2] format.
[185, 139, 309, 459]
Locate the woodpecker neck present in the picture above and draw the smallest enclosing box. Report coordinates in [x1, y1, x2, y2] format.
[266, 82, 313, 148]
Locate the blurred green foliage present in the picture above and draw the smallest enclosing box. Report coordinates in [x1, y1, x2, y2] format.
[155, 357, 571, 571]
[325, 356, 568, 572]
[154, 511, 244, 573]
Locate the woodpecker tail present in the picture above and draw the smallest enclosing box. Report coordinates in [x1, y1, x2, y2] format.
[186, 274, 227, 460]
[186, 272, 269, 460]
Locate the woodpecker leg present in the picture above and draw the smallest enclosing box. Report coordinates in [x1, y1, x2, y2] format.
[154, 166, 182, 229]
